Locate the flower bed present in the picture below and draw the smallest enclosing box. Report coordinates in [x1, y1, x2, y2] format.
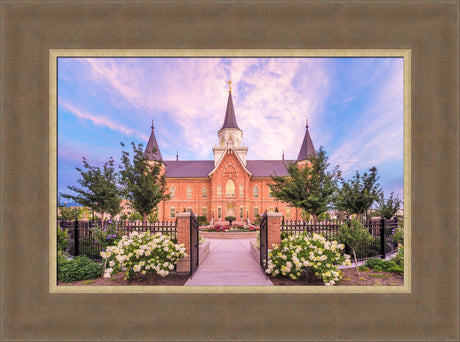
[200, 224, 259, 232]
[199, 224, 259, 239]
[101, 230, 186, 279]
[266, 232, 352, 286]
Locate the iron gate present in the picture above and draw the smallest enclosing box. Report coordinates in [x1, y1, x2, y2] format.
[190, 212, 199, 276]
[259, 211, 268, 274]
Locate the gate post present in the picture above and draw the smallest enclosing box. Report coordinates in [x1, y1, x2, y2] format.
[267, 212, 283, 249]
[380, 216, 386, 259]
[73, 219, 79, 256]
[175, 212, 191, 273]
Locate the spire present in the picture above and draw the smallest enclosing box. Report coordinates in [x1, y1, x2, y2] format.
[144, 121, 163, 161]
[296, 119, 316, 162]
[282, 150, 285, 160]
[219, 82, 240, 131]
[176, 151, 179, 161]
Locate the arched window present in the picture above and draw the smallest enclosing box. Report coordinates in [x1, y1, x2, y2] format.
[202, 208, 207, 217]
[186, 186, 192, 199]
[226, 179, 235, 197]
[254, 207, 259, 217]
[170, 207, 176, 218]
[170, 186, 175, 199]
[239, 184, 244, 197]
[253, 186, 259, 198]
[217, 184, 222, 197]
[239, 206, 244, 218]
[202, 186, 207, 199]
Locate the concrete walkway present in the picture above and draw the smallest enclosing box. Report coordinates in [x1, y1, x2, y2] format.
[185, 239, 273, 286]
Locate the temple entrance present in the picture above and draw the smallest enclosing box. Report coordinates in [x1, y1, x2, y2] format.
[226, 204, 235, 217]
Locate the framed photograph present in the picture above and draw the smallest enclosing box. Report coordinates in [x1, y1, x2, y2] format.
[1, 1, 458, 341]
[50, 50, 410, 294]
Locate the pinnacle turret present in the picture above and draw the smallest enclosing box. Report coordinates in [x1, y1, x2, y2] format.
[144, 120, 163, 161]
[296, 119, 316, 162]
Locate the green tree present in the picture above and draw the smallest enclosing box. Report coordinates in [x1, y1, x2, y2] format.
[119, 142, 169, 225]
[376, 192, 401, 219]
[333, 167, 382, 220]
[147, 210, 159, 223]
[269, 147, 341, 221]
[58, 205, 83, 221]
[300, 210, 311, 222]
[128, 212, 143, 222]
[60, 157, 123, 220]
[338, 219, 372, 275]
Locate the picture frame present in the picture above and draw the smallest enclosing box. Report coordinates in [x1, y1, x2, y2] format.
[1, 1, 458, 341]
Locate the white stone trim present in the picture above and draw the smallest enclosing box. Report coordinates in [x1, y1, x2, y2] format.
[208, 146, 252, 177]
[266, 212, 283, 218]
[176, 212, 191, 218]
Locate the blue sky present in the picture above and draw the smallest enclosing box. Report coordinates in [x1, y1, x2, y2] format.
[57, 57, 404, 206]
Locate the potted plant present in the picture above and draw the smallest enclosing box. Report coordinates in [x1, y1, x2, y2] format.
[224, 216, 236, 226]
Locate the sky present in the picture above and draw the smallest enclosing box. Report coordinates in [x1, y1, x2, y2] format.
[57, 57, 404, 206]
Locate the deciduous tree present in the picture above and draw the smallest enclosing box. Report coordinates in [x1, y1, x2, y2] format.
[269, 147, 341, 221]
[376, 192, 402, 219]
[119, 142, 169, 225]
[333, 167, 382, 220]
[60, 157, 122, 220]
[338, 218, 372, 275]
[58, 206, 83, 221]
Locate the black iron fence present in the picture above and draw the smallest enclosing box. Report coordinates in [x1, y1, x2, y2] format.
[281, 217, 399, 262]
[58, 220, 177, 260]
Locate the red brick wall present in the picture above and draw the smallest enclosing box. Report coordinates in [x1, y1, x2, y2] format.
[157, 151, 301, 222]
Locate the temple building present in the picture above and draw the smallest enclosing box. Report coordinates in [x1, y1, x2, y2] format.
[144, 83, 316, 224]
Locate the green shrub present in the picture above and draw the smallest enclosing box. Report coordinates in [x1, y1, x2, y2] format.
[128, 212, 143, 221]
[358, 265, 370, 272]
[197, 216, 209, 226]
[387, 265, 403, 274]
[147, 211, 159, 223]
[365, 257, 403, 274]
[101, 231, 186, 279]
[77, 237, 102, 259]
[58, 255, 103, 283]
[266, 232, 352, 286]
[90, 221, 123, 250]
[393, 227, 404, 246]
[57, 227, 70, 253]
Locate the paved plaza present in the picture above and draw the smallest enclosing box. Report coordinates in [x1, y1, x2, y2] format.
[185, 239, 273, 286]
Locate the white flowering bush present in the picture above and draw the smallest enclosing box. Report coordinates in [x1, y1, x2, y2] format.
[100, 231, 187, 280]
[266, 232, 352, 286]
